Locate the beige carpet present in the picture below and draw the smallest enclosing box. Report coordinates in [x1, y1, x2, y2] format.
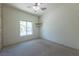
[0, 39, 79, 56]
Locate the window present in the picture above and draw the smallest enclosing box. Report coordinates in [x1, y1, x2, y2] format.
[20, 21, 27, 36]
[20, 21, 33, 36]
[27, 22, 33, 35]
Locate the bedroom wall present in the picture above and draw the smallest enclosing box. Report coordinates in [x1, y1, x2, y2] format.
[2, 5, 39, 46]
[0, 4, 2, 50]
[41, 5, 79, 49]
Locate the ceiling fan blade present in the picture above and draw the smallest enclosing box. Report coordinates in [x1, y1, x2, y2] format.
[41, 8, 47, 10]
[27, 6, 31, 8]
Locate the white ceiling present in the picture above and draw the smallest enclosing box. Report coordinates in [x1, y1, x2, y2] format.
[4, 3, 61, 16]
[4, 3, 79, 16]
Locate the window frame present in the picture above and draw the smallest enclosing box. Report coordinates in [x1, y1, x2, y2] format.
[20, 20, 33, 36]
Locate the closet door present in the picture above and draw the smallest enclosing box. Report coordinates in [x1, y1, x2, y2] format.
[0, 4, 2, 50]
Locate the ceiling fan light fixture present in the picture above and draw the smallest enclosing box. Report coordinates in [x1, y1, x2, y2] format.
[33, 6, 40, 11]
[37, 3, 40, 6]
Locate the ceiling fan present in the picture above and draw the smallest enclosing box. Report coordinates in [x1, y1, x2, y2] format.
[27, 3, 47, 12]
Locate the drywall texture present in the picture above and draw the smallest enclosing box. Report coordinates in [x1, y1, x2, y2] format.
[0, 4, 1, 50]
[3, 5, 39, 46]
[41, 5, 79, 49]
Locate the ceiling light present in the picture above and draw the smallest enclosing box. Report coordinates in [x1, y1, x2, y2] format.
[33, 6, 40, 11]
[33, 3, 40, 11]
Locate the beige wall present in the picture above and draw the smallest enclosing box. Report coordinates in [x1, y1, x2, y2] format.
[3, 5, 39, 46]
[41, 5, 79, 49]
[0, 4, 1, 50]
